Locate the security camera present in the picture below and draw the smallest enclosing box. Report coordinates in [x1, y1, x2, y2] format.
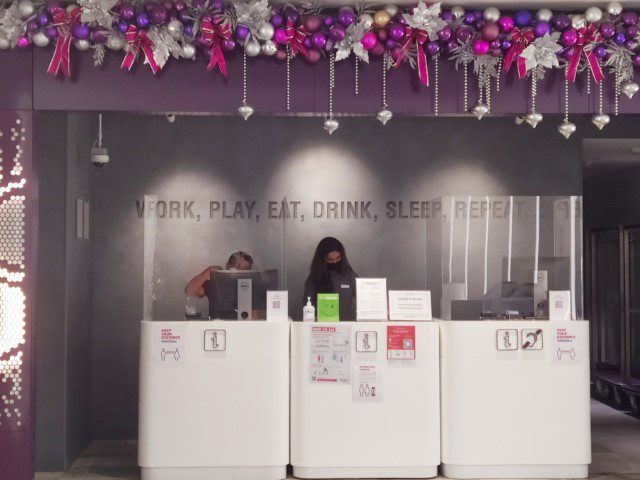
[91, 146, 109, 167]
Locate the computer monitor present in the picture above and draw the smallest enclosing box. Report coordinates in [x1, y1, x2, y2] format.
[208, 270, 278, 320]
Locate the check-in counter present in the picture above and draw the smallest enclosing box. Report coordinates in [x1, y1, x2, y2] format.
[138, 320, 289, 480]
[290, 321, 440, 479]
[440, 320, 591, 479]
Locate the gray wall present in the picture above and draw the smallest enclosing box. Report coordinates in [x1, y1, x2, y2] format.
[584, 165, 640, 231]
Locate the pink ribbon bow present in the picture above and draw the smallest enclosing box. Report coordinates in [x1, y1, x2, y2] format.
[566, 23, 604, 83]
[504, 28, 535, 79]
[200, 19, 231, 77]
[121, 25, 160, 75]
[284, 18, 309, 57]
[394, 26, 429, 86]
[47, 6, 82, 77]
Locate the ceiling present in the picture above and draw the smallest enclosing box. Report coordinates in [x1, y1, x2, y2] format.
[583, 138, 640, 178]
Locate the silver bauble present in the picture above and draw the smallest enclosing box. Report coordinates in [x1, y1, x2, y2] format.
[571, 14, 586, 30]
[525, 112, 543, 128]
[238, 104, 254, 121]
[74, 39, 90, 51]
[451, 6, 465, 20]
[181, 43, 196, 59]
[622, 82, 640, 99]
[483, 7, 500, 23]
[585, 7, 603, 24]
[359, 13, 374, 30]
[384, 4, 399, 18]
[323, 118, 339, 135]
[0, 37, 11, 50]
[558, 120, 577, 139]
[32, 31, 50, 48]
[607, 1, 623, 16]
[167, 19, 183, 39]
[256, 21, 274, 41]
[18, 0, 35, 18]
[261, 39, 277, 56]
[376, 109, 393, 125]
[536, 8, 553, 22]
[107, 34, 125, 50]
[592, 113, 610, 130]
[472, 103, 489, 120]
[244, 38, 261, 57]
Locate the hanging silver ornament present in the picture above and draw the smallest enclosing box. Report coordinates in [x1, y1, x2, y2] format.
[536, 9, 553, 22]
[74, 39, 91, 51]
[239, 53, 254, 121]
[585, 7, 603, 24]
[558, 121, 577, 139]
[0, 38, 11, 50]
[377, 109, 393, 125]
[181, 43, 196, 59]
[359, 13, 374, 30]
[472, 104, 489, 120]
[525, 112, 543, 128]
[32, 31, 50, 48]
[607, 1, 623, 16]
[378, 56, 393, 125]
[451, 6, 465, 20]
[324, 51, 339, 134]
[622, 82, 640, 99]
[256, 21, 274, 41]
[592, 113, 610, 130]
[107, 35, 125, 51]
[261, 39, 277, 56]
[18, 0, 35, 18]
[526, 66, 542, 128]
[571, 14, 586, 30]
[167, 19, 183, 39]
[483, 7, 500, 23]
[384, 5, 399, 18]
[244, 38, 261, 57]
[238, 105, 254, 121]
[323, 118, 339, 135]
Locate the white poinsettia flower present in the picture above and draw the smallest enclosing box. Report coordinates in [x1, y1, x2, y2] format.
[78, 0, 119, 29]
[234, 0, 271, 33]
[0, 3, 26, 48]
[335, 21, 369, 63]
[521, 33, 561, 72]
[402, 1, 446, 41]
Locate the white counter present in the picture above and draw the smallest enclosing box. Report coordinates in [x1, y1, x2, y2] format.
[440, 320, 591, 479]
[138, 320, 289, 480]
[290, 321, 440, 479]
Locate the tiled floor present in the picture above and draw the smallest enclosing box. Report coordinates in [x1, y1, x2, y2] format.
[36, 400, 640, 480]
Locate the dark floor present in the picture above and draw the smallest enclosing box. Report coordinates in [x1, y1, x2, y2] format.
[36, 400, 640, 480]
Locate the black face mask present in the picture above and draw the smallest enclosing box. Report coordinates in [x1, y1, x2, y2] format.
[326, 262, 341, 272]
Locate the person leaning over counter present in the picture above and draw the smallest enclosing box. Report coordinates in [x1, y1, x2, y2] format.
[185, 250, 254, 298]
[303, 237, 358, 320]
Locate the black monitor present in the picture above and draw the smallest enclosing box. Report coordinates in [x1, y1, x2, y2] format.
[208, 270, 278, 320]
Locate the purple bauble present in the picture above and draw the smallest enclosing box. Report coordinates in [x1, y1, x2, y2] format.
[600, 22, 616, 38]
[427, 40, 440, 56]
[627, 25, 639, 38]
[274, 27, 288, 44]
[498, 16, 514, 33]
[72, 22, 90, 39]
[594, 45, 608, 59]
[489, 39, 500, 50]
[491, 48, 501, 57]
[303, 36, 312, 49]
[211, 0, 223, 10]
[304, 14, 322, 32]
[174, 1, 186, 11]
[514, 10, 532, 28]
[45, 26, 58, 39]
[46, 2, 59, 15]
[235, 24, 250, 41]
[441, 11, 454, 22]
[391, 46, 404, 62]
[135, 12, 149, 29]
[552, 14, 570, 31]
[149, 5, 168, 25]
[472, 38, 490, 56]
[385, 38, 397, 49]
[338, 7, 355, 27]
[183, 23, 193, 37]
[626, 40, 638, 50]
[473, 9, 483, 19]
[178, 10, 190, 22]
[534, 21, 551, 37]
[191, 0, 205, 9]
[623, 11, 638, 26]
[37, 13, 50, 27]
[389, 23, 406, 41]
[377, 28, 388, 41]
[474, 19, 485, 30]
[285, 9, 300, 25]
[221, 38, 235, 51]
[445, 40, 458, 52]
[634, 54, 640, 67]
[329, 24, 346, 42]
[370, 42, 385, 57]
[397, 16, 407, 25]
[361, 31, 377, 50]
[275, 48, 287, 60]
[118, 21, 129, 34]
[562, 47, 574, 60]
[501, 39, 512, 50]
[482, 22, 499, 41]
[311, 31, 327, 49]
[322, 16, 334, 28]
[561, 28, 578, 47]
[119, 4, 135, 21]
[271, 13, 283, 28]
[463, 12, 476, 25]
[91, 28, 108, 44]
[456, 26, 472, 43]
[614, 31, 627, 45]
[17, 35, 30, 48]
[437, 26, 452, 42]
[27, 20, 38, 33]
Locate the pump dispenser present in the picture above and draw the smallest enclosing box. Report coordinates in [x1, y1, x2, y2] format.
[303, 297, 315, 322]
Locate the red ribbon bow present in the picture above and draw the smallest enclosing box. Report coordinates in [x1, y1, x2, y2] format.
[47, 6, 82, 78]
[284, 19, 309, 57]
[394, 26, 429, 86]
[566, 23, 604, 83]
[200, 19, 231, 77]
[504, 28, 535, 79]
[121, 25, 160, 75]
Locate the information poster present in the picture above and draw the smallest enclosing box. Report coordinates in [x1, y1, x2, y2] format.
[353, 363, 383, 403]
[356, 278, 388, 320]
[155, 324, 185, 367]
[266, 291, 288, 322]
[309, 325, 352, 383]
[387, 325, 416, 360]
[388, 290, 432, 321]
[549, 290, 571, 321]
[553, 325, 581, 364]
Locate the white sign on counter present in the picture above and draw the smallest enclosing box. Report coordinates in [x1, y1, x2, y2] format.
[553, 325, 581, 364]
[353, 362, 383, 403]
[267, 291, 288, 321]
[549, 290, 571, 321]
[356, 278, 388, 321]
[309, 325, 352, 383]
[389, 290, 432, 321]
[155, 324, 185, 367]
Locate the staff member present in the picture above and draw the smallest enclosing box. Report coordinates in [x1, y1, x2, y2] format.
[185, 251, 254, 298]
[304, 237, 358, 320]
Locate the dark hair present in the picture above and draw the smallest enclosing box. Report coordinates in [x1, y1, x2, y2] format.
[226, 251, 253, 269]
[308, 237, 353, 293]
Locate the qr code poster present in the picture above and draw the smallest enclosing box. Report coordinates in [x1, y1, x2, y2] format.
[387, 325, 416, 360]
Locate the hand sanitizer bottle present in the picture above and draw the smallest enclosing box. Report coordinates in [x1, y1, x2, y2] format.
[303, 297, 315, 322]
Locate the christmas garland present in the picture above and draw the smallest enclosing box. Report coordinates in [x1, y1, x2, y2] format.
[1, 0, 640, 136]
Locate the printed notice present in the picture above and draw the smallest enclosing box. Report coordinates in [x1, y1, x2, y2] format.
[553, 325, 580, 364]
[549, 290, 571, 321]
[389, 290, 432, 321]
[155, 324, 185, 367]
[353, 363, 383, 403]
[309, 325, 352, 383]
[387, 325, 416, 360]
[356, 278, 388, 320]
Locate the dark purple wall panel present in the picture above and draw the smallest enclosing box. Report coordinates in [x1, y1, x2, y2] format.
[0, 51, 33, 110]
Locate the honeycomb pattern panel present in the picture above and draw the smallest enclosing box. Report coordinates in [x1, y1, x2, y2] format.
[0, 352, 23, 428]
[0, 283, 25, 355]
[0, 196, 25, 269]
